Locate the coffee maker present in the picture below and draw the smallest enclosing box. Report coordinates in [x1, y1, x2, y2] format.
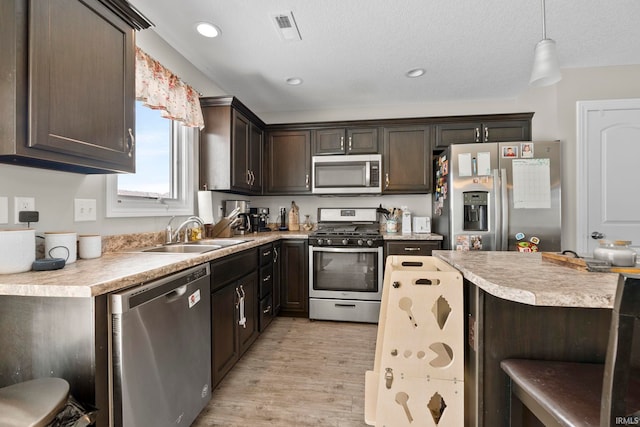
[223, 200, 251, 234]
[249, 207, 271, 232]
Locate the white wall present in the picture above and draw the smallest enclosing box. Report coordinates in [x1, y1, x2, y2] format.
[1, 26, 639, 248]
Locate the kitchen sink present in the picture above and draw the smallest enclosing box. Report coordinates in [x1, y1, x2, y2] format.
[138, 238, 248, 254]
[141, 244, 222, 254]
[186, 238, 248, 247]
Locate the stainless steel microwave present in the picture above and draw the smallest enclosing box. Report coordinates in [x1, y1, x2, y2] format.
[312, 154, 382, 194]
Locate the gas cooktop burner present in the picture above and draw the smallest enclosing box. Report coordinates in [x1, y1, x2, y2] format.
[310, 207, 383, 247]
[310, 225, 382, 247]
[312, 229, 380, 237]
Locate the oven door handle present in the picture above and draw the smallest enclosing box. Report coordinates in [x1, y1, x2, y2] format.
[310, 246, 382, 254]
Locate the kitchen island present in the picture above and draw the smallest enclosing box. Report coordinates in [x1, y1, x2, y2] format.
[432, 250, 623, 427]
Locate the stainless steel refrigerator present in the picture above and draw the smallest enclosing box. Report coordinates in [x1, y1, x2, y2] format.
[433, 141, 561, 252]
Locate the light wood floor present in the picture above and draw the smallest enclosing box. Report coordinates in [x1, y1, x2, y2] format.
[192, 317, 378, 427]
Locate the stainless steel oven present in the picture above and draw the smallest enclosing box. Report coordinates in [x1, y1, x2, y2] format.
[308, 208, 383, 323]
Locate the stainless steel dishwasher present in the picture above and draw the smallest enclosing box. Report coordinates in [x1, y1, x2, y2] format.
[109, 264, 211, 427]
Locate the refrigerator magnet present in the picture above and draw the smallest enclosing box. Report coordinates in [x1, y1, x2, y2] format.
[530, 236, 540, 245]
[515, 232, 525, 240]
[521, 143, 534, 158]
[502, 145, 518, 158]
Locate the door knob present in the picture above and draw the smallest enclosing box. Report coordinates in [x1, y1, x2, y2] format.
[591, 231, 605, 240]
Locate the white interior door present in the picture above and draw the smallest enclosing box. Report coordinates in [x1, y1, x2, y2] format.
[577, 99, 640, 256]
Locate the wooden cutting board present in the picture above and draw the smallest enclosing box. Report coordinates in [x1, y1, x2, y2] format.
[542, 252, 640, 274]
[541, 252, 588, 271]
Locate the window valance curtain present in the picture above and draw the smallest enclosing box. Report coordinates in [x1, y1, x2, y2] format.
[135, 47, 204, 129]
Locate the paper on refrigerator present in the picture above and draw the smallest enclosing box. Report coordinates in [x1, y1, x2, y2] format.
[512, 159, 551, 209]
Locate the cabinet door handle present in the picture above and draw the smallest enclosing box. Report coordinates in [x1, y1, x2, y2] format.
[340, 136, 344, 151]
[263, 305, 272, 314]
[348, 136, 352, 151]
[273, 247, 278, 263]
[475, 127, 480, 142]
[127, 128, 135, 157]
[484, 127, 489, 142]
[385, 173, 390, 189]
[251, 170, 256, 186]
[246, 169, 251, 185]
[404, 247, 421, 252]
[305, 174, 310, 189]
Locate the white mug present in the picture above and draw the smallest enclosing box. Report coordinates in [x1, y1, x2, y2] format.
[79, 234, 102, 259]
[45, 232, 77, 264]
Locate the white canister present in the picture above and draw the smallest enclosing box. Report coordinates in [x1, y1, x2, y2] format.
[0, 229, 36, 274]
[45, 232, 77, 264]
[79, 234, 102, 259]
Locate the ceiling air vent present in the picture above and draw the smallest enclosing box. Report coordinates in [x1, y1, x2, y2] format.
[271, 11, 302, 41]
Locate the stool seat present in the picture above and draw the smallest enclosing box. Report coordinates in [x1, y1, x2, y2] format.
[501, 274, 640, 426]
[501, 359, 640, 426]
[0, 378, 69, 427]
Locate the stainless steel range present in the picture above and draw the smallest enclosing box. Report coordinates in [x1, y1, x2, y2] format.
[309, 208, 383, 323]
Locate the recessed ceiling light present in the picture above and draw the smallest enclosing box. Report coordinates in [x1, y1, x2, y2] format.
[286, 77, 303, 86]
[196, 22, 220, 38]
[406, 68, 426, 78]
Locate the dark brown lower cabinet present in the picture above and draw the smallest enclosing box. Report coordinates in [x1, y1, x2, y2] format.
[210, 250, 259, 388]
[384, 240, 442, 261]
[278, 239, 308, 317]
[273, 240, 282, 315]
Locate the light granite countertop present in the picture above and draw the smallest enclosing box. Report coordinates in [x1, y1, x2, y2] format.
[433, 250, 620, 309]
[381, 232, 443, 241]
[0, 229, 444, 299]
[0, 232, 307, 298]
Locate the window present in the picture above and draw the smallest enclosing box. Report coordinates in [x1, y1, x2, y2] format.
[106, 101, 196, 217]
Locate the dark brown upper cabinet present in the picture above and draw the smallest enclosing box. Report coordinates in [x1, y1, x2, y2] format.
[0, 0, 150, 174]
[434, 116, 532, 149]
[312, 127, 379, 155]
[265, 130, 312, 195]
[382, 125, 432, 194]
[200, 97, 265, 195]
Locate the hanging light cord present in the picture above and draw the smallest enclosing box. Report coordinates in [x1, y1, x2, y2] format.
[540, 0, 547, 39]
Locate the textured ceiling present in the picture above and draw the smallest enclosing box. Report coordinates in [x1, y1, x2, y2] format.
[129, 0, 640, 118]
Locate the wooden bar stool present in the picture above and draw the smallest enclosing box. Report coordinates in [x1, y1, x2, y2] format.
[501, 274, 640, 426]
[0, 378, 69, 427]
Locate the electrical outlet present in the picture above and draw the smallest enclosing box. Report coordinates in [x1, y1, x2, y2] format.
[14, 197, 35, 224]
[74, 198, 97, 222]
[0, 197, 8, 224]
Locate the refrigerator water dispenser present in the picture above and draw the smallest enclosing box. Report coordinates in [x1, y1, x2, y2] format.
[463, 191, 488, 231]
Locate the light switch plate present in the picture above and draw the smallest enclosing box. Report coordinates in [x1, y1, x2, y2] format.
[74, 198, 97, 222]
[0, 197, 8, 224]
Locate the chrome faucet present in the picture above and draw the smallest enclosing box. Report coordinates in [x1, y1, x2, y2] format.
[168, 216, 205, 243]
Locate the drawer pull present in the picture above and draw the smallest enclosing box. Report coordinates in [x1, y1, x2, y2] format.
[263, 305, 272, 314]
[263, 275, 271, 282]
[262, 250, 271, 257]
[404, 247, 421, 252]
[335, 303, 356, 308]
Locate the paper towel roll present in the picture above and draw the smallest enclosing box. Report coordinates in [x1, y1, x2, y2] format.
[197, 191, 215, 224]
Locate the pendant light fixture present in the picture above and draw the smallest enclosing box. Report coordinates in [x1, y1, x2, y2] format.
[529, 0, 561, 87]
